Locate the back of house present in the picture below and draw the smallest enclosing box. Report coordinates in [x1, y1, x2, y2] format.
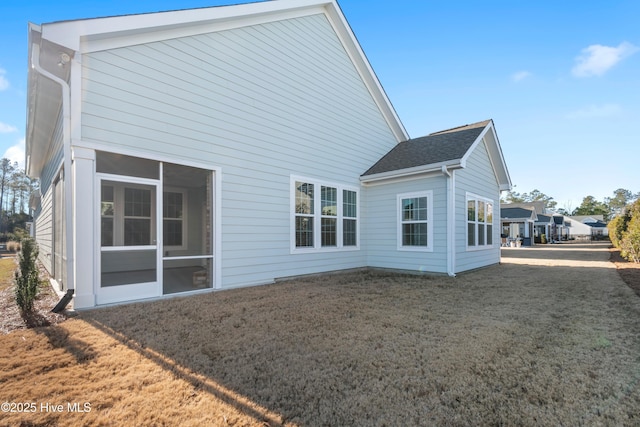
[26, 0, 511, 308]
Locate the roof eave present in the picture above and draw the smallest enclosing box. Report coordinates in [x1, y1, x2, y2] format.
[361, 160, 462, 184]
[462, 121, 512, 191]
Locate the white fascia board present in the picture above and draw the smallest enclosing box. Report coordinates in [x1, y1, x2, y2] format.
[360, 160, 462, 185]
[486, 123, 513, 190]
[459, 123, 491, 168]
[41, 0, 332, 52]
[502, 217, 534, 223]
[460, 121, 512, 191]
[25, 24, 41, 176]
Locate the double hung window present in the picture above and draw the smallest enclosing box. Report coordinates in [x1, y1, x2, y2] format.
[101, 182, 155, 247]
[163, 190, 186, 248]
[467, 194, 494, 248]
[397, 191, 433, 251]
[292, 177, 359, 251]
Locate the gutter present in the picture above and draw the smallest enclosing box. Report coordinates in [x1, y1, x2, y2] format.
[441, 166, 456, 277]
[30, 40, 75, 294]
[361, 160, 462, 185]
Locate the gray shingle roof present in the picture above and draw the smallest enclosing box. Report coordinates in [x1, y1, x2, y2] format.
[536, 214, 553, 222]
[501, 207, 535, 219]
[362, 120, 490, 176]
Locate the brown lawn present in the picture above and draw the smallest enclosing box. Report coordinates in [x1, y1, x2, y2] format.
[1, 243, 639, 426]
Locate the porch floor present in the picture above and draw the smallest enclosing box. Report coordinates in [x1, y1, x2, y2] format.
[101, 266, 211, 294]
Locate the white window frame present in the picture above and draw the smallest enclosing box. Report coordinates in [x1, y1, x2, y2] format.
[466, 193, 495, 250]
[162, 187, 188, 251]
[397, 190, 433, 252]
[290, 175, 360, 253]
[100, 180, 157, 248]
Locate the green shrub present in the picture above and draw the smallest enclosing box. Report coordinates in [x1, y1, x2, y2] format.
[14, 238, 41, 313]
[608, 213, 629, 249]
[541, 234, 547, 244]
[620, 200, 640, 263]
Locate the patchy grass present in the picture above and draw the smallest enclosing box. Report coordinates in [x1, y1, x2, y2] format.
[1, 244, 639, 426]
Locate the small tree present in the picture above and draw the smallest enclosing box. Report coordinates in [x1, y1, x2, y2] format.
[620, 200, 640, 263]
[14, 238, 41, 313]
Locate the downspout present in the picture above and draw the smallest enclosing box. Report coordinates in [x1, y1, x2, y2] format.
[31, 42, 75, 294]
[442, 166, 456, 277]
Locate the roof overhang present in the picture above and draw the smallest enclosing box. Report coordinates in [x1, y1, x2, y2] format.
[501, 217, 536, 223]
[26, 24, 74, 178]
[360, 159, 463, 185]
[362, 119, 513, 189]
[461, 121, 512, 191]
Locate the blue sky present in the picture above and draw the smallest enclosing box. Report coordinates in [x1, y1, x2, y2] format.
[1, 1, 638, 211]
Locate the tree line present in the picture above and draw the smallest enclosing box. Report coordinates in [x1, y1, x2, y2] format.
[0, 158, 39, 241]
[501, 188, 639, 222]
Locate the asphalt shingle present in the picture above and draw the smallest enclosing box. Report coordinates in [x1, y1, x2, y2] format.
[362, 120, 490, 176]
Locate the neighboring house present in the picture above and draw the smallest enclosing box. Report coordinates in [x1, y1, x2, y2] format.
[571, 215, 605, 223]
[534, 213, 554, 243]
[500, 206, 537, 246]
[501, 202, 579, 243]
[503, 201, 548, 215]
[26, 0, 511, 308]
[565, 216, 608, 240]
[587, 221, 608, 239]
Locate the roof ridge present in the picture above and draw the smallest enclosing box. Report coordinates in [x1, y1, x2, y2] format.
[428, 119, 492, 136]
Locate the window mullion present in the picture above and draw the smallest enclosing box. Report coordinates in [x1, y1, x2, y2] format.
[337, 189, 343, 248]
[314, 190, 321, 249]
[115, 185, 124, 246]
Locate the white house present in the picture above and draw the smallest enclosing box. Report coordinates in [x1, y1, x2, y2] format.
[569, 216, 609, 239]
[26, 0, 511, 308]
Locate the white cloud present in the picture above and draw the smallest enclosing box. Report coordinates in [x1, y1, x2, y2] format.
[3, 138, 25, 169]
[511, 71, 532, 82]
[0, 122, 17, 133]
[566, 103, 622, 119]
[572, 41, 639, 77]
[0, 68, 8, 91]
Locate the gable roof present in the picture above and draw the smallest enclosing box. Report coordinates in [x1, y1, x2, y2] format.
[535, 213, 554, 223]
[502, 201, 547, 215]
[588, 221, 608, 228]
[27, 0, 409, 177]
[361, 120, 511, 190]
[570, 215, 605, 223]
[501, 207, 537, 221]
[363, 121, 488, 176]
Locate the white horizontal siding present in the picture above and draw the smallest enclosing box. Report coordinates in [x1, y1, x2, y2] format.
[454, 139, 501, 272]
[80, 13, 397, 288]
[363, 176, 448, 273]
[34, 108, 64, 275]
[35, 185, 53, 274]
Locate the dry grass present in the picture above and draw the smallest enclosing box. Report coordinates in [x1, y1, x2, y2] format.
[1, 243, 639, 426]
[0, 255, 67, 334]
[0, 258, 15, 292]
